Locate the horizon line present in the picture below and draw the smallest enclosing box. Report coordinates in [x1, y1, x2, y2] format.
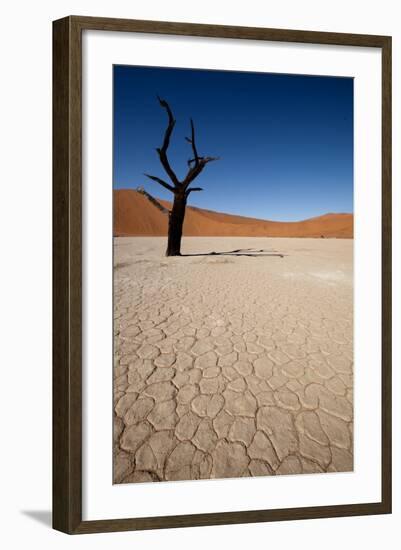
[114, 187, 354, 225]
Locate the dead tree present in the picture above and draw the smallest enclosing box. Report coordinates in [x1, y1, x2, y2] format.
[136, 186, 169, 215]
[144, 97, 219, 256]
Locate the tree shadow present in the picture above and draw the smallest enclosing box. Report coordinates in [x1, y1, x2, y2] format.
[181, 248, 285, 258]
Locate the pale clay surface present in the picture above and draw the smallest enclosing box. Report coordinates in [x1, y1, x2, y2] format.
[113, 237, 353, 483]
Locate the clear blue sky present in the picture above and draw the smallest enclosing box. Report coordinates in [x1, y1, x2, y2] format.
[113, 65, 353, 222]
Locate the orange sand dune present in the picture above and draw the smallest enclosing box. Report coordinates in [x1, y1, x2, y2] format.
[114, 189, 353, 238]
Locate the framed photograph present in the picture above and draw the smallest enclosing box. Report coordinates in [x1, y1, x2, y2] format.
[53, 16, 392, 534]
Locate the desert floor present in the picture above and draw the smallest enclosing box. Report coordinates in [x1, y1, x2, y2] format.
[113, 237, 353, 483]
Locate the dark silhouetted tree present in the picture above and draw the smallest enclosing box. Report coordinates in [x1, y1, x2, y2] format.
[144, 97, 219, 256]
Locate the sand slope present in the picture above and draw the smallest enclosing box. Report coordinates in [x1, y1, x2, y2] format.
[114, 189, 353, 238]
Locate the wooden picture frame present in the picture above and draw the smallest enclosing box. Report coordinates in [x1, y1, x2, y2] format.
[53, 15, 392, 534]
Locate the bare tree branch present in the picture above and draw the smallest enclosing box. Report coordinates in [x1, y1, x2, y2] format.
[187, 156, 220, 165]
[183, 156, 220, 189]
[185, 118, 199, 166]
[154, 98, 219, 190]
[144, 173, 175, 193]
[156, 96, 180, 187]
[185, 187, 203, 198]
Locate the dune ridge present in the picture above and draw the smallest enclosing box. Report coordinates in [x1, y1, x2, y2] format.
[114, 189, 353, 238]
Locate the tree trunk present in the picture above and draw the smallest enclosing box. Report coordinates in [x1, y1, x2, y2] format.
[166, 193, 187, 256]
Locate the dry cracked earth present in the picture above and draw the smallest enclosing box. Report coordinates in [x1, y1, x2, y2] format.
[113, 237, 353, 484]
